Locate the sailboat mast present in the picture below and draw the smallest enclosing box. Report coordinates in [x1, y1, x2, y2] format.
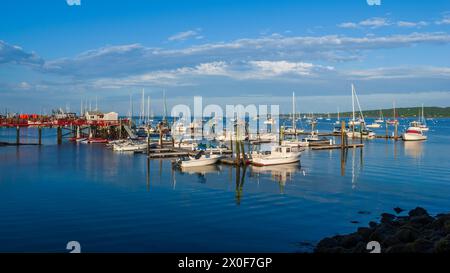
[292, 91, 296, 131]
[163, 90, 167, 122]
[351, 84, 355, 122]
[147, 96, 150, 123]
[337, 107, 340, 120]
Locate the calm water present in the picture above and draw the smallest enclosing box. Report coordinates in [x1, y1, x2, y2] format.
[1, 119, 450, 253]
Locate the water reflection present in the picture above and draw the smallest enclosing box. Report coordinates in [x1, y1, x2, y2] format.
[250, 163, 301, 185]
[404, 141, 424, 159]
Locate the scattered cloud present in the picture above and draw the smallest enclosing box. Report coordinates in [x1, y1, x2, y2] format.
[0, 40, 44, 66]
[339, 17, 433, 29]
[397, 21, 428, 28]
[435, 16, 450, 25]
[41, 32, 450, 79]
[344, 66, 450, 80]
[339, 17, 390, 29]
[168, 29, 203, 41]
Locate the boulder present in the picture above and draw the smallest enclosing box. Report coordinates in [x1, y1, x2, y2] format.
[408, 207, 429, 217]
[395, 227, 419, 243]
[434, 235, 450, 253]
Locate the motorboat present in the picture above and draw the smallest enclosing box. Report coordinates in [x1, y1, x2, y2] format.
[366, 122, 381, 129]
[176, 150, 222, 168]
[402, 127, 427, 141]
[347, 129, 376, 139]
[113, 140, 155, 151]
[251, 145, 302, 166]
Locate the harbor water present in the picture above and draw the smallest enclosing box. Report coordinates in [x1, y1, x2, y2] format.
[1, 118, 450, 252]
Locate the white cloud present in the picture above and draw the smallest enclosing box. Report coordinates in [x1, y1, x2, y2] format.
[436, 16, 450, 25]
[397, 21, 428, 27]
[344, 66, 450, 80]
[339, 17, 431, 29]
[41, 32, 450, 79]
[0, 40, 43, 66]
[168, 29, 203, 41]
[359, 17, 390, 28]
[66, 0, 81, 6]
[338, 22, 358, 29]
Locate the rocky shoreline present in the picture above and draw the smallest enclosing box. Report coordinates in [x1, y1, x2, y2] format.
[315, 207, 450, 253]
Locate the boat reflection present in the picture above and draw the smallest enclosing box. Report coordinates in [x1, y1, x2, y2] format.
[404, 141, 424, 159]
[177, 164, 221, 175]
[250, 163, 302, 186]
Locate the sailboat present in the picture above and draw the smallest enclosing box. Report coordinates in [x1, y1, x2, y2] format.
[326, 112, 331, 121]
[284, 92, 304, 134]
[387, 101, 399, 125]
[347, 84, 376, 139]
[335, 108, 341, 125]
[411, 104, 430, 132]
[374, 109, 384, 123]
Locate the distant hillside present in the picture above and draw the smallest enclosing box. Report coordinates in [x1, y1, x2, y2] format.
[282, 107, 450, 118]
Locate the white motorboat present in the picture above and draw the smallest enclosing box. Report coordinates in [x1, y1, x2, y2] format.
[281, 139, 310, 147]
[402, 127, 427, 141]
[251, 145, 302, 166]
[113, 141, 153, 152]
[177, 150, 222, 168]
[347, 129, 376, 139]
[366, 122, 381, 129]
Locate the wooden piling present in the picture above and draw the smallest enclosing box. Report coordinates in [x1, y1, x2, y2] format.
[57, 126, 62, 145]
[394, 121, 398, 141]
[16, 126, 20, 145]
[340, 121, 345, 150]
[38, 126, 42, 145]
[385, 121, 388, 139]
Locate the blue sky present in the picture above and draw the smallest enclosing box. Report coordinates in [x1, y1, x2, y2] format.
[1, 0, 450, 114]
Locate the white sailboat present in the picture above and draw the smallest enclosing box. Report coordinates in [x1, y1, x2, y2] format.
[374, 109, 384, 123]
[347, 84, 376, 139]
[335, 107, 341, 125]
[284, 92, 305, 134]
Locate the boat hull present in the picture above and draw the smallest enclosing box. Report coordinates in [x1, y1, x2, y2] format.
[180, 156, 221, 168]
[251, 153, 301, 167]
[402, 133, 427, 141]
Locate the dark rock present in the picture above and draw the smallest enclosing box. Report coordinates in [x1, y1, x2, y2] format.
[409, 207, 429, 217]
[369, 221, 378, 228]
[411, 239, 434, 253]
[353, 242, 367, 253]
[410, 215, 434, 227]
[394, 207, 405, 214]
[381, 213, 396, 224]
[341, 233, 363, 248]
[434, 235, 450, 253]
[382, 235, 401, 247]
[443, 220, 450, 234]
[357, 227, 373, 240]
[369, 224, 395, 242]
[315, 237, 339, 249]
[358, 211, 371, 215]
[385, 243, 414, 253]
[395, 227, 419, 243]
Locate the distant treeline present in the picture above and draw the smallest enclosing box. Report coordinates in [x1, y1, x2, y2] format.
[282, 107, 450, 118]
[281, 107, 450, 118]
